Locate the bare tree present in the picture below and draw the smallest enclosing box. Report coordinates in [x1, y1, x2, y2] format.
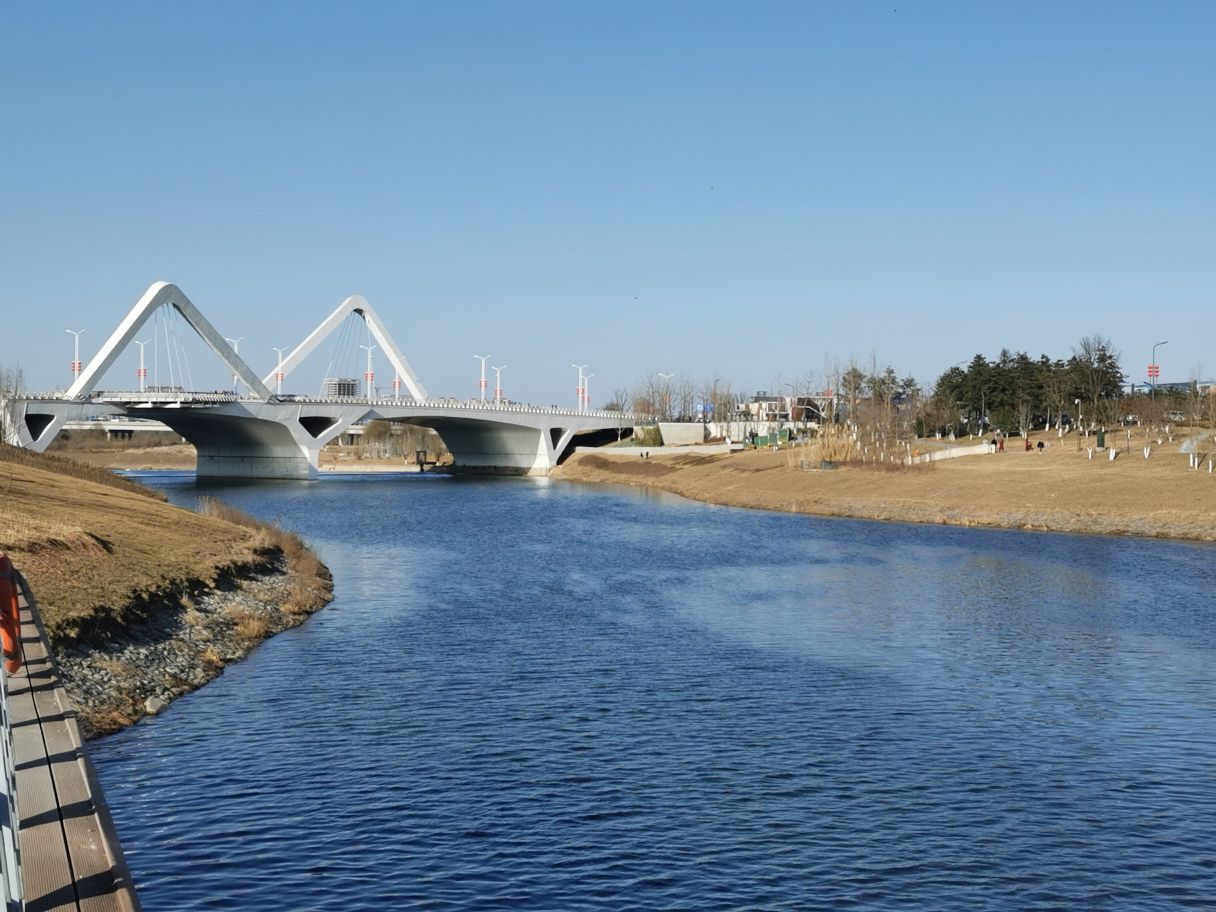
[0, 363, 25, 443]
[1071, 334, 1124, 423]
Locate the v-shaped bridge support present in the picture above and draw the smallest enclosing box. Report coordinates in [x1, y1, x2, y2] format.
[65, 282, 273, 401]
[263, 295, 428, 400]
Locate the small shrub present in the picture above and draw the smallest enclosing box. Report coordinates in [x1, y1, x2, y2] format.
[634, 425, 662, 447]
[226, 607, 271, 642]
[200, 645, 224, 670]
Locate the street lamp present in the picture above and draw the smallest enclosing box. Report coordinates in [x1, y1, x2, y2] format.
[474, 354, 491, 402]
[1075, 398, 1082, 450]
[1151, 340, 1168, 401]
[572, 364, 587, 413]
[224, 336, 244, 394]
[65, 329, 85, 384]
[360, 344, 377, 399]
[583, 373, 594, 412]
[134, 339, 151, 394]
[491, 365, 507, 405]
[272, 346, 289, 396]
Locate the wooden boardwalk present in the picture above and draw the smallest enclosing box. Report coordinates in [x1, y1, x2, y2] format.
[8, 577, 140, 912]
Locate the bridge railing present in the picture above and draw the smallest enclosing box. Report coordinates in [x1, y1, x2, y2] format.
[11, 389, 648, 424]
[81, 391, 641, 420]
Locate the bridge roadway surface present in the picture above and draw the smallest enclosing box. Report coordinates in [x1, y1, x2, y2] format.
[4, 392, 635, 479]
[9, 574, 140, 911]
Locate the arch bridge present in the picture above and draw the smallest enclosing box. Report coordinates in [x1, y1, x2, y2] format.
[3, 282, 635, 478]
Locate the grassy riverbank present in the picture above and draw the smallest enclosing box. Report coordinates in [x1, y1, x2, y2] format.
[555, 432, 1216, 541]
[0, 444, 333, 735]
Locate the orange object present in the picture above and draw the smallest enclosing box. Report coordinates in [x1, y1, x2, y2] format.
[0, 553, 22, 673]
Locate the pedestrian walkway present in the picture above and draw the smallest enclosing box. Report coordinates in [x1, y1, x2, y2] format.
[7, 574, 140, 911]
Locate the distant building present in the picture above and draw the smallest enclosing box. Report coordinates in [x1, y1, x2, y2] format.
[1128, 379, 1216, 396]
[324, 377, 360, 397]
[739, 391, 834, 425]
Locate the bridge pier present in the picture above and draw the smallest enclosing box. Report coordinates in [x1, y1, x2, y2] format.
[411, 418, 576, 476]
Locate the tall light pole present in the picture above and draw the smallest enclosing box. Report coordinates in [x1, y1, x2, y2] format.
[583, 373, 594, 412]
[224, 336, 244, 394]
[492, 365, 507, 405]
[1151, 340, 1168, 400]
[272, 346, 289, 396]
[65, 329, 85, 384]
[360, 344, 377, 399]
[572, 364, 587, 413]
[134, 339, 151, 393]
[475, 354, 491, 402]
[658, 371, 674, 421]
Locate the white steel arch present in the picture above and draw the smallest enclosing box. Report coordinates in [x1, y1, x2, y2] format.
[262, 295, 428, 400]
[65, 282, 274, 401]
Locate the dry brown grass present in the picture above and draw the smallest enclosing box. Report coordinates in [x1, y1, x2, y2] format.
[0, 443, 167, 500]
[198, 498, 333, 615]
[0, 449, 311, 645]
[49, 429, 184, 452]
[53, 443, 197, 471]
[556, 432, 1216, 541]
[76, 703, 139, 737]
[226, 607, 271, 642]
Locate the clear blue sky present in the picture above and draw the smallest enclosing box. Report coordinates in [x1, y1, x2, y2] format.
[3, 1, 1213, 403]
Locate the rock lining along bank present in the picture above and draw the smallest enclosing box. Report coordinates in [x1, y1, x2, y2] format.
[54, 554, 332, 739]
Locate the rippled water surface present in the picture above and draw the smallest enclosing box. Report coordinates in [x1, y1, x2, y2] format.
[91, 475, 1216, 910]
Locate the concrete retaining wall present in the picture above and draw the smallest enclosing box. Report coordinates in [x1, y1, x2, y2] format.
[658, 423, 707, 446]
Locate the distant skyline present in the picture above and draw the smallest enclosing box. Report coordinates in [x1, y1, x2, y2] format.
[3, 1, 1213, 404]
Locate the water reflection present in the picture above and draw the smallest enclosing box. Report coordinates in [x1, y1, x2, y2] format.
[95, 474, 1216, 911]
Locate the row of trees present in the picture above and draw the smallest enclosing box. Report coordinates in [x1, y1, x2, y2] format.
[610, 372, 741, 423]
[616, 332, 1210, 448]
[920, 336, 1126, 436]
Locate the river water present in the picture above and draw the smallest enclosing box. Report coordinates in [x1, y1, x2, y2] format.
[90, 474, 1215, 910]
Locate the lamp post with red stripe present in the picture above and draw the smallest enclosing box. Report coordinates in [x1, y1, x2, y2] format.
[360, 344, 377, 399]
[1150, 340, 1167, 400]
[475, 354, 491, 402]
[571, 363, 587, 413]
[491, 364, 507, 405]
[134, 339, 151, 393]
[224, 336, 244, 394]
[65, 329, 85, 384]
[272, 346, 289, 396]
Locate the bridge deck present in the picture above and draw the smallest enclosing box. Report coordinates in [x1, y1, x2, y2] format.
[9, 579, 140, 911]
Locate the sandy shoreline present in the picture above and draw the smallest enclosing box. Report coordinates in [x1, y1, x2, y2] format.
[553, 436, 1216, 543]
